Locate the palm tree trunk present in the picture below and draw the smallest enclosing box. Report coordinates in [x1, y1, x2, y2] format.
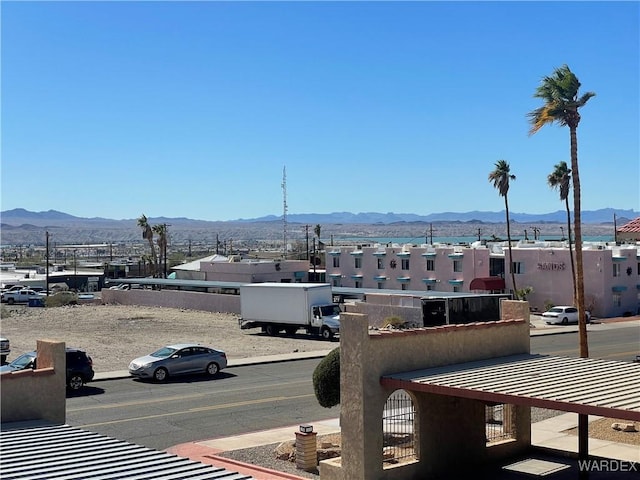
[504, 196, 517, 297]
[565, 197, 577, 303]
[570, 125, 588, 358]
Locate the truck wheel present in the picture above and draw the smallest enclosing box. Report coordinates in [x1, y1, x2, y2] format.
[265, 324, 277, 336]
[7, 298, 14, 305]
[321, 327, 333, 340]
[284, 326, 297, 336]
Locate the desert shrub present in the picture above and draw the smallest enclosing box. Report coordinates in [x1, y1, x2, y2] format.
[45, 291, 79, 307]
[543, 300, 555, 312]
[312, 347, 340, 408]
[382, 316, 406, 328]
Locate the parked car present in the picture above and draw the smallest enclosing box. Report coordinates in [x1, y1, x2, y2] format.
[1, 288, 46, 305]
[0, 348, 94, 390]
[128, 343, 227, 382]
[542, 306, 591, 325]
[0, 337, 10, 363]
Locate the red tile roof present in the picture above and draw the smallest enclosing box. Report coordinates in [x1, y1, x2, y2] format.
[618, 217, 640, 232]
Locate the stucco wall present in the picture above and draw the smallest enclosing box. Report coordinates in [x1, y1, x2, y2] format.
[101, 289, 241, 314]
[321, 304, 530, 480]
[0, 340, 66, 425]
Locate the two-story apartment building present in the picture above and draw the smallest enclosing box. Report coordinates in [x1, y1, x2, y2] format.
[325, 241, 640, 318]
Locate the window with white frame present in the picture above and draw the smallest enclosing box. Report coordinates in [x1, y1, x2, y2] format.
[426, 259, 435, 271]
[355, 257, 362, 268]
[512, 262, 524, 274]
[613, 263, 621, 277]
[401, 258, 410, 270]
[613, 292, 622, 307]
[333, 256, 340, 268]
[377, 258, 384, 269]
[453, 260, 462, 272]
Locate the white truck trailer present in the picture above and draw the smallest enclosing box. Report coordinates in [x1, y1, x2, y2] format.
[238, 283, 341, 340]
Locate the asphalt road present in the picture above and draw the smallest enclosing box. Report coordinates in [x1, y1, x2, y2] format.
[65, 325, 639, 451]
[66, 358, 338, 450]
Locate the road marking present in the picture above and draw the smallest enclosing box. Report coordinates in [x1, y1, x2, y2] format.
[74, 394, 314, 428]
[67, 380, 310, 412]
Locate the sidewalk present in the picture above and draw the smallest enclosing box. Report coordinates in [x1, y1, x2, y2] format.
[93, 317, 639, 479]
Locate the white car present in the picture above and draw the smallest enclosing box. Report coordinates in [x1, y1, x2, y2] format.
[543, 306, 591, 325]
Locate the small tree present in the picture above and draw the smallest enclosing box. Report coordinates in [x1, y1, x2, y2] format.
[312, 347, 340, 408]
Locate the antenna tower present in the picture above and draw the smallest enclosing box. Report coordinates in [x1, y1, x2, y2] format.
[282, 166, 288, 258]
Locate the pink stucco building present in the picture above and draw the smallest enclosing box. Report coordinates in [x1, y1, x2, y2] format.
[324, 241, 640, 318]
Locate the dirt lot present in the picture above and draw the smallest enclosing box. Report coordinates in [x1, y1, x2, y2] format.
[0, 304, 335, 372]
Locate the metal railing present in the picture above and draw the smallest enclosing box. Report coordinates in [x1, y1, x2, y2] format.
[485, 404, 516, 443]
[382, 390, 416, 464]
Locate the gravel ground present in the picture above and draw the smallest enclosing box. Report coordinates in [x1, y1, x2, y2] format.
[0, 303, 335, 371]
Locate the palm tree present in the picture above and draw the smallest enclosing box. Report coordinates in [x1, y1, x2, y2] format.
[153, 223, 168, 278]
[547, 161, 576, 302]
[528, 64, 595, 358]
[488, 160, 517, 297]
[137, 214, 157, 277]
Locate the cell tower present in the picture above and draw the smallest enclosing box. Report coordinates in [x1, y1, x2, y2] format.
[281, 166, 288, 258]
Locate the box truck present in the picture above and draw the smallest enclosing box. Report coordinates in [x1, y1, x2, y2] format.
[238, 283, 341, 340]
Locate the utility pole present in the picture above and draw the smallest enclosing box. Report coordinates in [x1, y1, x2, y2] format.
[305, 225, 310, 261]
[477, 228, 482, 241]
[45, 231, 50, 296]
[282, 166, 288, 259]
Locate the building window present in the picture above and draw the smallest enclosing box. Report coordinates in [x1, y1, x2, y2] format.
[355, 257, 362, 269]
[453, 260, 462, 272]
[377, 282, 384, 289]
[637, 262, 640, 275]
[613, 292, 622, 307]
[426, 259, 435, 271]
[613, 263, 621, 277]
[401, 259, 410, 270]
[425, 284, 433, 291]
[332, 256, 340, 268]
[401, 283, 408, 290]
[355, 280, 362, 288]
[512, 262, 524, 274]
[453, 285, 460, 293]
[332, 278, 341, 287]
[377, 258, 384, 269]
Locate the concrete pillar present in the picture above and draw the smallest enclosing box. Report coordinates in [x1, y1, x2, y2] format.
[339, 312, 385, 480]
[295, 431, 318, 471]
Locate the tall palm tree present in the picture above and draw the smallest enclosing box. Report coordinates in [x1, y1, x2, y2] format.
[528, 65, 595, 358]
[137, 214, 157, 277]
[488, 160, 517, 297]
[153, 223, 168, 278]
[547, 161, 576, 302]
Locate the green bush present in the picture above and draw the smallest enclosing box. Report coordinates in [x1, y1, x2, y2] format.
[45, 291, 79, 308]
[312, 347, 340, 408]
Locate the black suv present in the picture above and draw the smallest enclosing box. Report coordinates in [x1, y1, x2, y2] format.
[0, 347, 94, 390]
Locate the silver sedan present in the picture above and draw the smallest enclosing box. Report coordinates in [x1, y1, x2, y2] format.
[128, 343, 227, 382]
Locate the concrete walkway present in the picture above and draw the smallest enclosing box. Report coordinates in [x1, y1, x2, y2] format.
[91, 316, 639, 479]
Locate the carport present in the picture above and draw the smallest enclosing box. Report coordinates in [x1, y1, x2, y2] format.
[381, 353, 640, 462]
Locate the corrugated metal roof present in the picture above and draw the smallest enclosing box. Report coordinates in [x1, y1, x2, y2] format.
[381, 354, 640, 422]
[0, 424, 254, 480]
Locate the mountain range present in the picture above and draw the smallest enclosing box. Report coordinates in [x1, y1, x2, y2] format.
[0, 208, 635, 246]
[1, 207, 637, 226]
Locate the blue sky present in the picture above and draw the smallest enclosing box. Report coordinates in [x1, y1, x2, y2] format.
[2, 1, 638, 222]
